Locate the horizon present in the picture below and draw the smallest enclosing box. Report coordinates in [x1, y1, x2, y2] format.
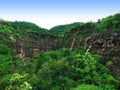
[0, 0, 120, 29]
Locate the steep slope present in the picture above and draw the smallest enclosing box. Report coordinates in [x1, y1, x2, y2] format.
[0, 13, 120, 90]
[62, 13, 120, 80]
[0, 21, 61, 58]
[49, 22, 84, 35]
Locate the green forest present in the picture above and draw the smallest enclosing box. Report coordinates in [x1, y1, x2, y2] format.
[0, 13, 120, 90]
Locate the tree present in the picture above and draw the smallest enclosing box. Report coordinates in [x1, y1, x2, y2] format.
[5, 73, 32, 90]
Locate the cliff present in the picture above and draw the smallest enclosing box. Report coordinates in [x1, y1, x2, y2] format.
[0, 13, 120, 81]
[1, 21, 61, 58]
[61, 13, 120, 80]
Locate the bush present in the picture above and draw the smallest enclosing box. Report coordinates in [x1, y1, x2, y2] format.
[73, 84, 101, 90]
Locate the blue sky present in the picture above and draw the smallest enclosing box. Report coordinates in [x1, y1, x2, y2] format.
[0, 0, 120, 29]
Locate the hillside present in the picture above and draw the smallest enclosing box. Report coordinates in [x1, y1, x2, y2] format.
[49, 22, 84, 35]
[62, 13, 120, 81]
[0, 13, 120, 90]
[0, 21, 61, 58]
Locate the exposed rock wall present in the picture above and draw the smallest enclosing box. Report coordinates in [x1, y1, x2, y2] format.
[10, 33, 60, 58]
[86, 30, 120, 57]
[62, 28, 120, 79]
[86, 30, 120, 79]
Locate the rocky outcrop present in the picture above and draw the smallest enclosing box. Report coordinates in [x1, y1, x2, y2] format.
[10, 33, 60, 58]
[86, 30, 120, 57]
[62, 28, 120, 80]
[6, 20, 120, 80]
[83, 29, 120, 80]
[86, 30, 120, 79]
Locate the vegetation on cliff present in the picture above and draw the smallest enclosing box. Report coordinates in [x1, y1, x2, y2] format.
[0, 13, 120, 90]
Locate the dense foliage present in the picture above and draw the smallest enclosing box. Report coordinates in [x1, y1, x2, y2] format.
[98, 13, 120, 30]
[62, 13, 120, 48]
[49, 22, 84, 35]
[0, 47, 118, 90]
[31, 47, 118, 90]
[0, 13, 120, 90]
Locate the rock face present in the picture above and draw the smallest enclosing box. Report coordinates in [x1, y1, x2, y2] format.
[6, 21, 120, 80]
[86, 30, 120, 56]
[10, 33, 60, 58]
[86, 30, 120, 79]
[62, 27, 120, 80]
